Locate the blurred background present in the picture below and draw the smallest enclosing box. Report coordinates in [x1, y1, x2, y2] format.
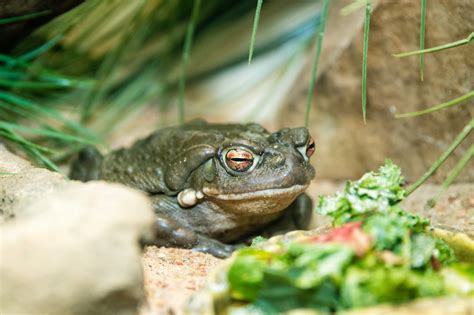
[0, 0, 473, 184]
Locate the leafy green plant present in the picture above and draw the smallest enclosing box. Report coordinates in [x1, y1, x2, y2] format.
[227, 162, 470, 314]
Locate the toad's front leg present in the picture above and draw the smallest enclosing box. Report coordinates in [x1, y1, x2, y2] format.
[147, 195, 235, 258]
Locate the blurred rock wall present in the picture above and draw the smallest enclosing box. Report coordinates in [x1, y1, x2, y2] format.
[278, 0, 473, 183]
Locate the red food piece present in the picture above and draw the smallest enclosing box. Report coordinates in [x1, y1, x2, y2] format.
[306, 222, 372, 256]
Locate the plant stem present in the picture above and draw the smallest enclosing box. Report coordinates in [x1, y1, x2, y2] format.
[0, 10, 50, 25]
[428, 144, 473, 207]
[396, 90, 474, 118]
[406, 119, 473, 195]
[419, 0, 427, 81]
[304, 0, 331, 128]
[361, 0, 371, 124]
[248, 0, 263, 64]
[178, 0, 201, 125]
[393, 32, 474, 57]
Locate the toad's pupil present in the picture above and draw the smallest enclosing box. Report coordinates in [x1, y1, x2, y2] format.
[226, 149, 254, 172]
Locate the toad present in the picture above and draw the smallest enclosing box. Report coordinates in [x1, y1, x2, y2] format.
[70, 120, 316, 257]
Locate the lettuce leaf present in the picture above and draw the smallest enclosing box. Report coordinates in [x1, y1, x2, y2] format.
[316, 160, 406, 225]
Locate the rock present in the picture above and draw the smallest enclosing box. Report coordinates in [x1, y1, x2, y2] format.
[0, 146, 156, 315]
[0, 144, 65, 221]
[400, 183, 474, 237]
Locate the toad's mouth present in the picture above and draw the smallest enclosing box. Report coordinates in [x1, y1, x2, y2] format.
[202, 184, 308, 201]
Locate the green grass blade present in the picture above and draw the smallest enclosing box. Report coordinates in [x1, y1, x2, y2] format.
[24, 144, 62, 173]
[0, 79, 76, 90]
[0, 10, 50, 25]
[304, 0, 331, 128]
[0, 129, 53, 153]
[248, 0, 263, 64]
[394, 32, 474, 57]
[178, 0, 201, 125]
[0, 69, 24, 80]
[419, 0, 427, 81]
[0, 53, 94, 88]
[427, 144, 473, 208]
[0, 121, 97, 145]
[406, 119, 473, 195]
[0, 128, 61, 172]
[18, 35, 63, 62]
[0, 91, 99, 141]
[340, 0, 365, 16]
[361, 0, 371, 124]
[396, 90, 474, 118]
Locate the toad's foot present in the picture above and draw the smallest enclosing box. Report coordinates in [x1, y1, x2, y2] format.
[144, 216, 236, 258]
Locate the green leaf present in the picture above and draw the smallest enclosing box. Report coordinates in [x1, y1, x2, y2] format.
[248, 0, 263, 64]
[419, 0, 427, 81]
[361, 0, 372, 124]
[396, 90, 474, 118]
[178, 0, 201, 125]
[0, 10, 50, 25]
[304, 0, 330, 127]
[393, 32, 474, 57]
[0, 121, 96, 145]
[228, 248, 271, 301]
[406, 119, 473, 195]
[316, 160, 406, 224]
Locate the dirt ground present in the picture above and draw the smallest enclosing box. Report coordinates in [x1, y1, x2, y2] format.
[139, 181, 473, 314]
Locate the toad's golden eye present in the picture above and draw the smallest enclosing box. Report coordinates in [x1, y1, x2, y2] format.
[225, 148, 254, 172]
[306, 137, 315, 158]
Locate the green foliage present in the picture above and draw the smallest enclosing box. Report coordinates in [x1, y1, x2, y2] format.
[229, 243, 353, 312]
[316, 160, 406, 224]
[341, 257, 445, 308]
[363, 212, 429, 254]
[0, 36, 99, 170]
[228, 162, 469, 313]
[228, 248, 271, 301]
[250, 236, 267, 247]
[442, 264, 474, 295]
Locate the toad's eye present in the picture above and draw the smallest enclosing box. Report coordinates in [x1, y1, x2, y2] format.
[225, 148, 254, 172]
[306, 137, 315, 158]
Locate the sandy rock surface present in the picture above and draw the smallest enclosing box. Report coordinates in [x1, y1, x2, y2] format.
[0, 145, 156, 315]
[140, 247, 222, 315]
